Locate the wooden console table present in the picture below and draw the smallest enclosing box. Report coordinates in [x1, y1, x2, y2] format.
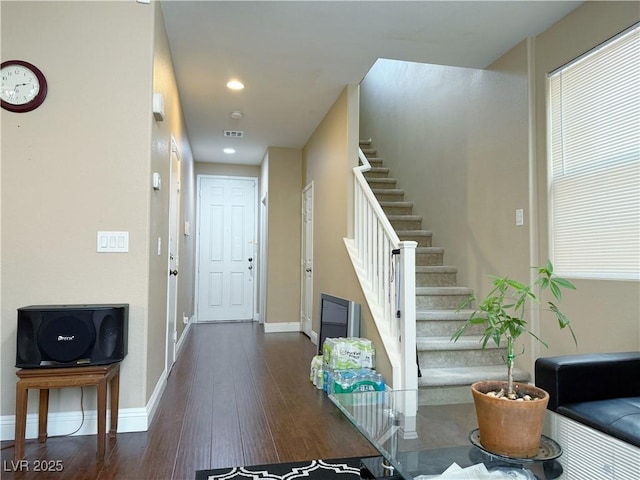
[14, 362, 120, 461]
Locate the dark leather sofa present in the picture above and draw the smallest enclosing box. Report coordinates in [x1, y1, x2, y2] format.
[535, 351, 640, 448]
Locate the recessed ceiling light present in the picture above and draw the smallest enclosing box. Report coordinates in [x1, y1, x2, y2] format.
[230, 111, 243, 120]
[226, 80, 244, 90]
[223, 148, 236, 154]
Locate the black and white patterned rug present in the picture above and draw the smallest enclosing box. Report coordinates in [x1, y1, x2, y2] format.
[195, 457, 367, 480]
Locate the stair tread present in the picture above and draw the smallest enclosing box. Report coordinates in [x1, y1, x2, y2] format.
[415, 266, 458, 273]
[416, 335, 500, 350]
[398, 230, 433, 237]
[418, 365, 531, 387]
[416, 309, 474, 320]
[387, 214, 422, 221]
[368, 178, 397, 184]
[365, 167, 389, 173]
[372, 188, 404, 194]
[380, 201, 413, 206]
[416, 247, 444, 253]
[416, 286, 472, 295]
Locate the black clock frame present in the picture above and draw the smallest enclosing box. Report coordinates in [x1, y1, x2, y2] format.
[1, 60, 48, 113]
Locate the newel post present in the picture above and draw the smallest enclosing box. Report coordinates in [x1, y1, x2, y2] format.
[398, 241, 417, 391]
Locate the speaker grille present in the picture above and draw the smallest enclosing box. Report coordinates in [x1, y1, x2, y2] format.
[98, 313, 118, 358]
[37, 314, 96, 363]
[17, 313, 40, 366]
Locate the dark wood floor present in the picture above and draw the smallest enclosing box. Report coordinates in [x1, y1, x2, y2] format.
[2, 322, 379, 479]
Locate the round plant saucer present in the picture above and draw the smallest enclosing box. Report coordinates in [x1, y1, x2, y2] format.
[469, 429, 563, 463]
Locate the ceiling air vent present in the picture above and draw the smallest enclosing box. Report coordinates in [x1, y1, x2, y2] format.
[224, 130, 244, 138]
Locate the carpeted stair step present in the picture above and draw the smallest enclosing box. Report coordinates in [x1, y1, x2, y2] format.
[416, 286, 472, 309]
[417, 365, 532, 405]
[363, 167, 390, 179]
[416, 247, 444, 266]
[419, 365, 530, 387]
[365, 157, 384, 167]
[417, 335, 507, 368]
[380, 201, 414, 216]
[367, 178, 398, 189]
[398, 230, 433, 247]
[372, 188, 405, 202]
[388, 214, 423, 231]
[416, 309, 482, 336]
[416, 266, 458, 287]
[360, 148, 378, 157]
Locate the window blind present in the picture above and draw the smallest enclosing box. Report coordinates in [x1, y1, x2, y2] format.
[548, 24, 640, 281]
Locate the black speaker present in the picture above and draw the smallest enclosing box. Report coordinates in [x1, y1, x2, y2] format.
[16, 304, 128, 368]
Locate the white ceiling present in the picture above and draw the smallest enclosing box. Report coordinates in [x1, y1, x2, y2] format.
[160, 1, 582, 165]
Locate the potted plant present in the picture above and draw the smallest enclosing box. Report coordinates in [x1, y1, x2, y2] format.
[452, 260, 576, 458]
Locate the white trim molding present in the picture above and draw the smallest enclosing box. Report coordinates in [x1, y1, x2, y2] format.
[263, 322, 300, 333]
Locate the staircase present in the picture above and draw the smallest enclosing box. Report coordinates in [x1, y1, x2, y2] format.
[359, 140, 530, 404]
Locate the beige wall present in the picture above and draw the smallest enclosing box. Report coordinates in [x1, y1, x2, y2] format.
[359, 1, 640, 377]
[0, 1, 195, 431]
[303, 86, 392, 384]
[533, 1, 640, 359]
[195, 162, 260, 179]
[150, 2, 197, 392]
[265, 148, 302, 324]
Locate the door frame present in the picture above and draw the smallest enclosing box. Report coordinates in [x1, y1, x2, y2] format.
[259, 192, 268, 324]
[194, 174, 259, 322]
[300, 181, 314, 339]
[165, 137, 181, 375]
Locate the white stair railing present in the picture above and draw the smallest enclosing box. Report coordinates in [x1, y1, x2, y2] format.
[344, 148, 417, 391]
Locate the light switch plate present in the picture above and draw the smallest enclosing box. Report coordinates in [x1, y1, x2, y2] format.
[515, 209, 524, 226]
[97, 231, 129, 253]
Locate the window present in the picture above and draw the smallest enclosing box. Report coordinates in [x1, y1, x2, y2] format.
[548, 24, 640, 281]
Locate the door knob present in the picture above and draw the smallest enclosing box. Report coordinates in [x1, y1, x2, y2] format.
[170, 269, 178, 276]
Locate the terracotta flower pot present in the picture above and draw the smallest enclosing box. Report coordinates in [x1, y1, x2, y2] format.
[471, 381, 549, 458]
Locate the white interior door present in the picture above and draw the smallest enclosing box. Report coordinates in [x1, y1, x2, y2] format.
[166, 141, 180, 374]
[301, 182, 313, 337]
[197, 176, 256, 321]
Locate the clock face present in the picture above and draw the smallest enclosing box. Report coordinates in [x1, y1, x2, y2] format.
[1, 60, 48, 112]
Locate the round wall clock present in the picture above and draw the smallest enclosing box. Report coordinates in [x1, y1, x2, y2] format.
[1, 60, 48, 113]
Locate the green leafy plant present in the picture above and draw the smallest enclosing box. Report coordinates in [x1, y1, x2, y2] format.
[452, 261, 577, 396]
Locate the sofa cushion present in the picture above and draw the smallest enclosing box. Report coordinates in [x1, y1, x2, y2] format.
[557, 397, 640, 448]
[535, 352, 640, 411]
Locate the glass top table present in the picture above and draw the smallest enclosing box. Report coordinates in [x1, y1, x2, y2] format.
[329, 390, 564, 480]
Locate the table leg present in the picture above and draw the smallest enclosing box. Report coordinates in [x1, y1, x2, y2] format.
[38, 389, 49, 442]
[109, 371, 120, 438]
[96, 379, 107, 460]
[14, 384, 28, 461]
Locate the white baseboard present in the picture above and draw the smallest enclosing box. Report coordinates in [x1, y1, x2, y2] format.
[263, 322, 300, 333]
[1, 405, 150, 442]
[1, 373, 168, 441]
[176, 318, 193, 356]
[144, 368, 168, 429]
[310, 330, 318, 345]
